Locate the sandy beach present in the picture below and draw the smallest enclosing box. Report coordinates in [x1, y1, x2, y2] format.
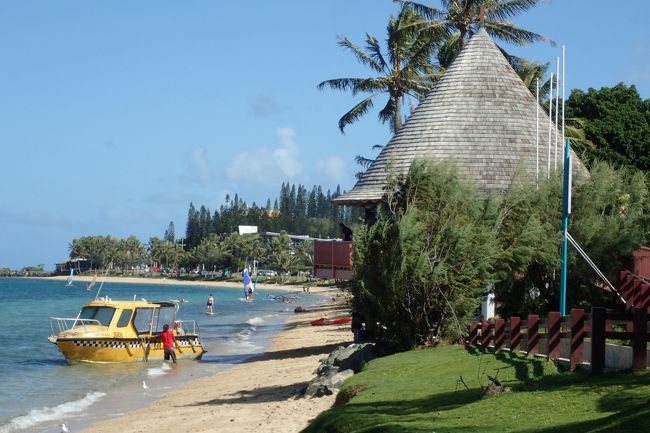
[72, 287, 351, 433]
[43, 275, 317, 293]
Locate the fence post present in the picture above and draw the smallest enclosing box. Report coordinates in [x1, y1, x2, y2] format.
[570, 308, 585, 370]
[494, 319, 505, 352]
[510, 316, 521, 352]
[547, 312, 561, 360]
[481, 321, 491, 349]
[632, 308, 648, 371]
[527, 315, 540, 356]
[640, 283, 650, 312]
[590, 307, 606, 375]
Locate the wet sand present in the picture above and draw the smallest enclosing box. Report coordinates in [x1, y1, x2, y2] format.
[74, 289, 351, 433]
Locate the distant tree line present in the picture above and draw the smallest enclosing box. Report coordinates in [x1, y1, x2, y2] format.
[183, 182, 363, 250]
[64, 182, 363, 276]
[68, 230, 313, 279]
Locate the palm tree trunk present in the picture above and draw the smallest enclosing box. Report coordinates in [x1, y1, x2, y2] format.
[394, 96, 402, 132]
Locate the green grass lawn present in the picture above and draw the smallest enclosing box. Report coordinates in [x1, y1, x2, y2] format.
[303, 345, 650, 433]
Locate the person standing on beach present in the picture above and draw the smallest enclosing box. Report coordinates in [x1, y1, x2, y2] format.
[206, 294, 214, 314]
[160, 324, 177, 363]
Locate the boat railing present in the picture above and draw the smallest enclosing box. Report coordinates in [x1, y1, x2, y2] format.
[49, 317, 107, 337]
[174, 320, 199, 336]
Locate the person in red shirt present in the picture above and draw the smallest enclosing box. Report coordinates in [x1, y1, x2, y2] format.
[160, 324, 177, 364]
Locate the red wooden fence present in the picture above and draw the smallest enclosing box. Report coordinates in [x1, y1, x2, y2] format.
[467, 307, 649, 374]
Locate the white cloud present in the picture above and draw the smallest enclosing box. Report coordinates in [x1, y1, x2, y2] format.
[316, 156, 350, 184]
[273, 127, 302, 177]
[226, 127, 303, 182]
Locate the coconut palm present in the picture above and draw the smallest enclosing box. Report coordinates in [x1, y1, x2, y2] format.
[398, 0, 552, 52]
[318, 5, 441, 133]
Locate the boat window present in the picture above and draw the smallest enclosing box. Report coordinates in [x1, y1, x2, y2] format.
[153, 307, 176, 333]
[133, 308, 154, 334]
[78, 306, 116, 327]
[117, 309, 133, 328]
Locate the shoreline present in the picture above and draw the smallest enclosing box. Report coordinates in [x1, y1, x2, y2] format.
[72, 290, 350, 433]
[37, 275, 325, 293]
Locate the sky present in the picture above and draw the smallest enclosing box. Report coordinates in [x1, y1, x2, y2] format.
[0, 0, 648, 270]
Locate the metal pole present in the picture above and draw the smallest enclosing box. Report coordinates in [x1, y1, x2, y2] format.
[547, 73, 553, 178]
[560, 139, 571, 316]
[554, 57, 560, 170]
[536, 78, 539, 189]
[562, 46, 566, 157]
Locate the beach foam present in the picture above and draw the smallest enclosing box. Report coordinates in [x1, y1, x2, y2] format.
[246, 317, 264, 326]
[146, 362, 172, 377]
[0, 391, 105, 433]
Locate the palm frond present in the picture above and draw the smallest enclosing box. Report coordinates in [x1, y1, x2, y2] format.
[317, 77, 387, 95]
[395, 1, 447, 20]
[484, 20, 554, 46]
[339, 96, 376, 133]
[489, 0, 545, 20]
[365, 34, 388, 73]
[378, 97, 397, 125]
[355, 154, 376, 169]
[337, 37, 385, 72]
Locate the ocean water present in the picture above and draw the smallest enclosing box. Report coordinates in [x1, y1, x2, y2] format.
[0, 278, 324, 433]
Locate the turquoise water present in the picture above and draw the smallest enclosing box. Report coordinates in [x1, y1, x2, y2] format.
[0, 278, 321, 433]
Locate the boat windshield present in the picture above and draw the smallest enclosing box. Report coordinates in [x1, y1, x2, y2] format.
[133, 306, 176, 334]
[79, 306, 116, 327]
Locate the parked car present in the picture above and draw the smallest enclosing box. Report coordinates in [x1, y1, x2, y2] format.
[258, 269, 277, 277]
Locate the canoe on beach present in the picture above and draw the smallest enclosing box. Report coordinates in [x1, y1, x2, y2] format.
[310, 317, 352, 326]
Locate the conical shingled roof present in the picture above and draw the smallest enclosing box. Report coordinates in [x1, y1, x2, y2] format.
[334, 28, 586, 206]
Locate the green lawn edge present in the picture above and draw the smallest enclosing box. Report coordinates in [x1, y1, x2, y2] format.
[303, 345, 650, 433]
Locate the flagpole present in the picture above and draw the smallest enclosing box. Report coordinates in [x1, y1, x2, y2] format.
[536, 78, 539, 189]
[560, 139, 572, 316]
[554, 57, 560, 170]
[547, 73, 553, 178]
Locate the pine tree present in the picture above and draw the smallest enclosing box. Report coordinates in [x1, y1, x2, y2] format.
[185, 203, 200, 249]
[289, 184, 297, 218]
[164, 221, 175, 243]
[307, 186, 318, 217]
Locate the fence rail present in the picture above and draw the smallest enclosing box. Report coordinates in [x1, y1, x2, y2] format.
[467, 307, 649, 374]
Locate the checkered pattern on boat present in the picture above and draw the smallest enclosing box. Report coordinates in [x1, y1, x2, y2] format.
[72, 338, 201, 348]
[73, 340, 141, 348]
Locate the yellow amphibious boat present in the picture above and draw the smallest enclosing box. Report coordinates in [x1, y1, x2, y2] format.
[48, 297, 206, 363]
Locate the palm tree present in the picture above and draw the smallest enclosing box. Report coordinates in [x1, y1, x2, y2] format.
[318, 5, 440, 133]
[398, 0, 552, 53]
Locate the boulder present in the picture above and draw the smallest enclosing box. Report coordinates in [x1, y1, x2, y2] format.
[329, 369, 354, 389]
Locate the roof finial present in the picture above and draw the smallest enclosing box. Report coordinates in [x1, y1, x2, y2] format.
[479, 5, 486, 25]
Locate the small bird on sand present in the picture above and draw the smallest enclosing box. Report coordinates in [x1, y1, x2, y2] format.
[142, 380, 149, 390]
[61, 423, 69, 433]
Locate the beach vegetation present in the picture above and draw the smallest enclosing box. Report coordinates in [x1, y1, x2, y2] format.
[352, 159, 497, 348]
[352, 158, 650, 348]
[303, 345, 650, 433]
[490, 161, 649, 317]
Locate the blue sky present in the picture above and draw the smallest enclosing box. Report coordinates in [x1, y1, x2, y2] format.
[1, 0, 648, 270]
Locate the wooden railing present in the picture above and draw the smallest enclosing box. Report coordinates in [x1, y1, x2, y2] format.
[618, 270, 650, 311]
[467, 307, 649, 374]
